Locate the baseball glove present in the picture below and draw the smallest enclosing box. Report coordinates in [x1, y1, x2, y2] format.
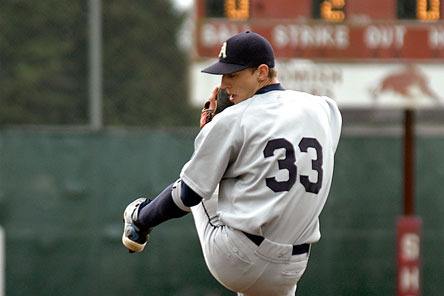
[200, 88, 233, 128]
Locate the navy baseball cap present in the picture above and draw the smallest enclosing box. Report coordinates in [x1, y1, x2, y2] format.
[201, 31, 275, 75]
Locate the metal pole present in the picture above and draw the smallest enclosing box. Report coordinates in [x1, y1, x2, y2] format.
[397, 109, 421, 296]
[0, 226, 4, 296]
[88, 0, 103, 130]
[403, 109, 415, 216]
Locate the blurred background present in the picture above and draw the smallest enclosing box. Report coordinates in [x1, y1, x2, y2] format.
[0, 0, 443, 295]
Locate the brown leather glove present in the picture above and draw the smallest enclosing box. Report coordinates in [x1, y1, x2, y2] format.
[200, 88, 233, 128]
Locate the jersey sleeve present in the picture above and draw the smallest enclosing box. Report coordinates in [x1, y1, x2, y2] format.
[180, 111, 241, 199]
[324, 96, 342, 152]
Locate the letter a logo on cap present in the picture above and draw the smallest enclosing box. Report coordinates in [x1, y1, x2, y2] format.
[218, 42, 227, 59]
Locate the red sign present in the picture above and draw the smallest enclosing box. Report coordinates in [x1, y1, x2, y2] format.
[196, 0, 443, 21]
[397, 216, 422, 296]
[195, 20, 444, 60]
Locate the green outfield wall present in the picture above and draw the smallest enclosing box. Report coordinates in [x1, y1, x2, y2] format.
[0, 129, 442, 296]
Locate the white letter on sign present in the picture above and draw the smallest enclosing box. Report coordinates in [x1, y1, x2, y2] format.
[400, 267, 419, 292]
[401, 233, 420, 261]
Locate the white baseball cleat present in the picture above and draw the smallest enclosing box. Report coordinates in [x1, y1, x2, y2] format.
[122, 198, 151, 253]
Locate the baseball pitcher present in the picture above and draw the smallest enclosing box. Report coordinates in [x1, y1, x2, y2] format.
[122, 31, 342, 295]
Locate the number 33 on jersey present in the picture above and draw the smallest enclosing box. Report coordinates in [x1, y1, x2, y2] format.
[264, 137, 323, 194]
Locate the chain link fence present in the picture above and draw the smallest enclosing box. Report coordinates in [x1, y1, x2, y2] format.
[0, 0, 199, 128]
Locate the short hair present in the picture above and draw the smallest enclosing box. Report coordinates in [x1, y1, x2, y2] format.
[268, 68, 277, 79]
[249, 67, 277, 79]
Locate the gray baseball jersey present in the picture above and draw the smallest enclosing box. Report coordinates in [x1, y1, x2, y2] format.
[181, 88, 341, 245]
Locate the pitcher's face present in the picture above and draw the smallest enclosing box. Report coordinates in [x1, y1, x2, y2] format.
[221, 68, 260, 104]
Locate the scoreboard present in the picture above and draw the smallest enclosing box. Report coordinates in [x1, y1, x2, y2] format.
[194, 0, 444, 60]
[191, 0, 444, 109]
[202, 0, 442, 21]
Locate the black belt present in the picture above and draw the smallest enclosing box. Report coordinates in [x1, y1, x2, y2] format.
[242, 231, 310, 255]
